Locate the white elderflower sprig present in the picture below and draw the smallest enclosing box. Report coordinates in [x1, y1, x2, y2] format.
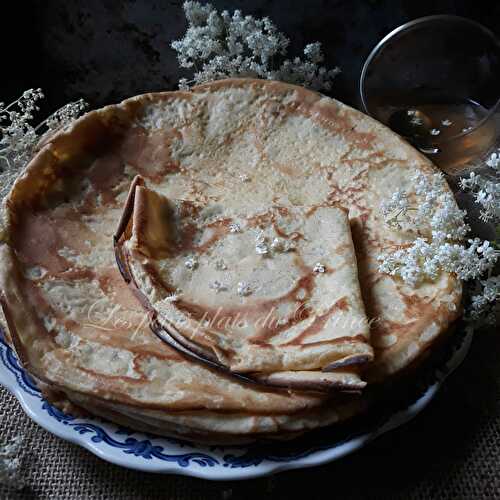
[0, 90, 87, 202]
[380, 172, 469, 240]
[378, 172, 497, 287]
[380, 190, 410, 228]
[172, 2, 340, 91]
[429, 194, 470, 243]
[412, 172, 469, 241]
[459, 152, 500, 223]
[379, 238, 498, 288]
[379, 163, 500, 328]
[0, 435, 23, 489]
[486, 151, 500, 171]
[468, 275, 500, 326]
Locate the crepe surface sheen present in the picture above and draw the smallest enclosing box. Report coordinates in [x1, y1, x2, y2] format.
[117, 177, 372, 388]
[0, 79, 461, 440]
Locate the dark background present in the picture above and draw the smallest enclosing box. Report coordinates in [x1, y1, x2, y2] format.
[3, 0, 500, 112]
[1, 1, 500, 499]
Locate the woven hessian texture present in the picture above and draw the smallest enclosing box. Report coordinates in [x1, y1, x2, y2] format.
[1, 329, 499, 500]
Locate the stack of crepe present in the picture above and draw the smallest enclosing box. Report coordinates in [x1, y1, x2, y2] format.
[0, 79, 461, 444]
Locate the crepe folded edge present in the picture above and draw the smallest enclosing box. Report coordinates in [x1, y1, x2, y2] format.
[114, 176, 372, 393]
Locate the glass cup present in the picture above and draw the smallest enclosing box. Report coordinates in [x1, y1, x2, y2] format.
[359, 15, 500, 174]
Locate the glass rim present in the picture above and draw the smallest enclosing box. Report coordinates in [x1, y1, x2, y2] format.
[359, 14, 500, 145]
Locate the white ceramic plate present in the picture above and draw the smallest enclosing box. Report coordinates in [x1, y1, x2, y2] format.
[0, 329, 472, 480]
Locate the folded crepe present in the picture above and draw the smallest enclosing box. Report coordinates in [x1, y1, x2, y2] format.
[114, 177, 373, 390]
[0, 78, 462, 443]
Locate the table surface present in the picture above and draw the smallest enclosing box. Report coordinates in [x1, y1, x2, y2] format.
[1, 1, 500, 498]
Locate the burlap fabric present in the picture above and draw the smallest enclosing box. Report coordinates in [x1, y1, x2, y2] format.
[0, 328, 499, 500]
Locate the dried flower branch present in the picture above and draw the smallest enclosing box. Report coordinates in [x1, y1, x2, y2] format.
[0, 89, 44, 178]
[42, 99, 88, 133]
[0, 90, 87, 201]
[172, 1, 340, 91]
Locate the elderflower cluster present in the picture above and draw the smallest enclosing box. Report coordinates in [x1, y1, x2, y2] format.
[172, 1, 340, 91]
[0, 435, 23, 489]
[378, 172, 498, 288]
[380, 190, 409, 226]
[381, 172, 469, 242]
[379, 237, 498, 287]
[0, 90, 87, 201]
[486, 150, 500, 171]
[468, 275, 500, 325]
[459, 151, 500, 223]
[412, 173, 470, 242]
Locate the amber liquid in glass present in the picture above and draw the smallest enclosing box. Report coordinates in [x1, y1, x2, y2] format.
[371, 93, 497, 173]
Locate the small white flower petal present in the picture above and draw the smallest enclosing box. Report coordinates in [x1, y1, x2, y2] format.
[237, 281, 252, 296]
[184, 256, 198, 270]
[313, 263, 326, 273]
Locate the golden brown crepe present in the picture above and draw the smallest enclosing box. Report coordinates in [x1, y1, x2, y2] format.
[0, 79, 462, 442]
[115, 176, 372, 390]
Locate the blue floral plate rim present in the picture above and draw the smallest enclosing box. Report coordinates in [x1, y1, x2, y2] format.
[0, 329, 472, 480]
